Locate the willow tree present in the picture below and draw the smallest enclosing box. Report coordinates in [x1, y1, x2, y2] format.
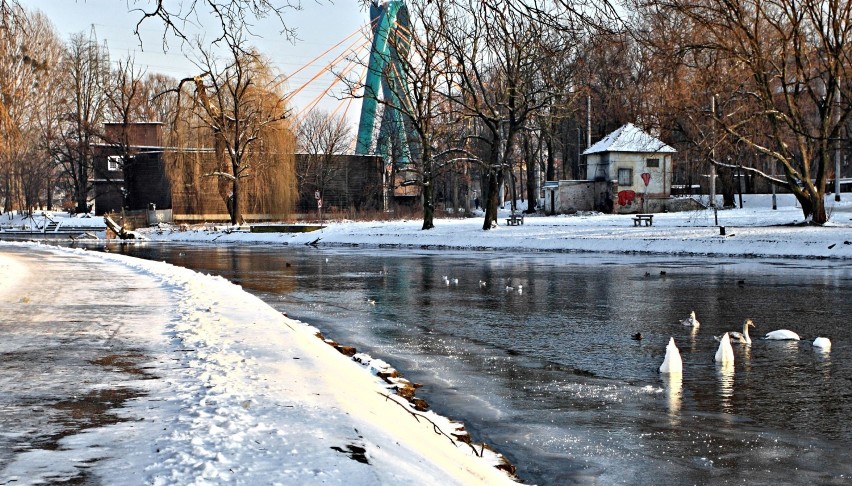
[171, 39, 296, 224]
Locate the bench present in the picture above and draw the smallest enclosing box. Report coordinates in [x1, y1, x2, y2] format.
[506, 212, 524, 226]
[632, 214, 653, 226]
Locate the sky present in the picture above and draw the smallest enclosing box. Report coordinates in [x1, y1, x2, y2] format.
[29, 0, 371, 125]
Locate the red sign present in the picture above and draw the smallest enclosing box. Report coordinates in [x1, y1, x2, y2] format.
[641, 173, 651, 186]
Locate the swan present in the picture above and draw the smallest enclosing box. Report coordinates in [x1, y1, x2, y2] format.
[680, 311, 700, 328]
[813, 337, 831, 350]
[715, 333, 735, 364]
[659, 337, 683, 374]
[764, 329, 800, 340]
[713, 319, 755, 344]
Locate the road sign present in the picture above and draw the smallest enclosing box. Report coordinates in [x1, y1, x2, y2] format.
[314, 190, 321, 200]
[641, 173, 651, 186]
[317, 199, 323, 209]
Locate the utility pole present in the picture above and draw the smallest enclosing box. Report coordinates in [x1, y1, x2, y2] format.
[586, 95, 591, 150]
[835, 85, 842, 202]
[710, 95, 717, 208]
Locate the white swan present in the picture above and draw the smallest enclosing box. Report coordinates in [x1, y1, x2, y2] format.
[764, 329, 800, 340]
[659, 337, 683, 374]
[680, 311, 700, 328]
[715, 333, 735, 364]
[715, 319, 755, 344]
[813, 337, 831, 350]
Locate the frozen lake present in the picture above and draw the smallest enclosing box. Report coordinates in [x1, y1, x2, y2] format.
[111, 243, 852, 484]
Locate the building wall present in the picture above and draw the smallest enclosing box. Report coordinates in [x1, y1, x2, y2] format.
[103, 122, 163, 147]
[295, 154, 384, 213]
[544, 180, 610, 214]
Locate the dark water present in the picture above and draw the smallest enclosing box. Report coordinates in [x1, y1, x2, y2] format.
[109, 243, 852, 484]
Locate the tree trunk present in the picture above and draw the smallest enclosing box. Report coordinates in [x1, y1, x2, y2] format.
[526, 136, 537, 213]
[718, 166, 736, 208]
[546, 135, 556, 181]
[422, 175, 434, 230]
[230, 157, 241, 224]
[482, 168, 501, 230]
[795, 190, 827, 224]
[75, 158, 88, 213]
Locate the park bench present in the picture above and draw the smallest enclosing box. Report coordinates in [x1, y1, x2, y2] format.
[506, 211, 524, 226]
[632, 214, 653, 226]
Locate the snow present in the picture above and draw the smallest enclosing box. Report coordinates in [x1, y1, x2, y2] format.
[0, 210, 106, 231]
[583, 122, 676, 154]
[137, 194, 852, 260]
[0, 244, 515, 485]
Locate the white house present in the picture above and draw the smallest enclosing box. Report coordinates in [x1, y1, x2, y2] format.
[583, 123, 676, 213]
[543, 123, 680, 214]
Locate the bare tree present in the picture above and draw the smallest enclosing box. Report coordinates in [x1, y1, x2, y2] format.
[635, 0, 852, 224]
[437, 1, 571, 229]
[296, 110, 352, 211]
[54, 30, 110, 214]
[130, 0, 303, 46]
[0, 3, 64, 214]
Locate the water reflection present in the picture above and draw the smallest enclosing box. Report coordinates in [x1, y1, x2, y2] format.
[717, 364, 735, 417]
[662, 373, 683, 424]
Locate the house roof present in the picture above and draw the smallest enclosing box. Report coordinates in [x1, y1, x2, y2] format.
[583, 123, 676, 155]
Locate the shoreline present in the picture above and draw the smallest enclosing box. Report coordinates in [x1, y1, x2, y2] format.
[0, 243, 518, 484]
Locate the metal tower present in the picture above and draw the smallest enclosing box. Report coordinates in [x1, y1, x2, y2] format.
[355, 1, 412, 167]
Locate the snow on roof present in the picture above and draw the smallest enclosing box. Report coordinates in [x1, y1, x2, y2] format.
[583, 123, 676, 155]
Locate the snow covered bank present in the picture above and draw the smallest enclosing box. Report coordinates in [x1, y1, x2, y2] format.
[137, 194, 852, 260]
[0, 253, 26, 298]
[0, 243, 515, 485]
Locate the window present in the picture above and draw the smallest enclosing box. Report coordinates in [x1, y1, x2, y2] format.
[646, 158, 660, 168]
[107, 155, 121, 171]
[617, 168, 632, 186]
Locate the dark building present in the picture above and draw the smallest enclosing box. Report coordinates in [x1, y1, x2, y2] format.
[93, 122, 386, 221]
[92, 123, 171, 215]
[295, 153, 385, 214]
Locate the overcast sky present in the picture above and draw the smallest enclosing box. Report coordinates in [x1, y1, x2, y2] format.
[29, 0, 369, 122]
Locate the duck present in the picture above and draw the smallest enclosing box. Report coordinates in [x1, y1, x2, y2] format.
[659, 337, 683, 374]
[813, 337, 831, 350]
[714, 318, 755, 344]
[680, 311, 700, 328]
[715, 332, 735, 364]
[479, 280, 487, 287]
[632, 332, 643, 341]
[764, 329, 800, 340]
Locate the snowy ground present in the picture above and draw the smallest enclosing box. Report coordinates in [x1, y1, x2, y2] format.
[0, 244, 515, 485]
[137, 194, 852, 260]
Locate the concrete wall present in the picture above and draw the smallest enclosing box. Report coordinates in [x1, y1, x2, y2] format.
[544, 180, 610, 214]
[543, 181, 703, 215]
